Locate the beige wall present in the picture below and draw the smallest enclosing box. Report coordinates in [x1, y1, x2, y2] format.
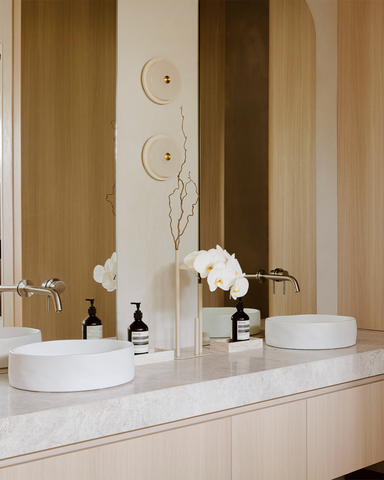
[116, 0, 199, 347]
[338, 0, 384, 330]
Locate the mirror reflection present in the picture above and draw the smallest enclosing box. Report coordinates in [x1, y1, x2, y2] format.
[200, 0, 317, 320]
[19, 0, 117, 340]
[200, 0, 269, 317]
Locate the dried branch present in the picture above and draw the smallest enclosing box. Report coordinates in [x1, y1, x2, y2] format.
[168, 107, 199, 250]
[106, 182, 116, 216]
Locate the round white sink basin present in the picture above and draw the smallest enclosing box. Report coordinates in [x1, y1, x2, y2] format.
[0, 327, 41, 368]
[265, 314, 357, 350]
[203, 307, 261, 338]
[8, 339, 134, 392]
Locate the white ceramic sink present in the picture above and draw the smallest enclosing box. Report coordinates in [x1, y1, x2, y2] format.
[0, 327, 42, 368]
[265, 314, 357, 350]
[203, 307, 261, 338]
[8, 339, 134, 392]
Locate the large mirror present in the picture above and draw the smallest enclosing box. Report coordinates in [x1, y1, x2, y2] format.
[199, 0, 317, 320]
[4, 0, 336, 346]
[18, 0, 117, 341]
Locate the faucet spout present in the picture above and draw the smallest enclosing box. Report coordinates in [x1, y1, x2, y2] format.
[21, 284, 63, 312]
[245, 268, 300, 293]
[0, 279, 65, 313]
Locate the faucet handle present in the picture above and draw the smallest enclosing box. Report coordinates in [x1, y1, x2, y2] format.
[42, 278, 66, 312]
[42, 278, 66, 294]
[270, 268, 289, 278]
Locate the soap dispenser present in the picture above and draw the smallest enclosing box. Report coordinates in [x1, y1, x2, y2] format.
[128, 302, 149, 355]
[82, 299, 103, 339]
[231, 298, 250, 342]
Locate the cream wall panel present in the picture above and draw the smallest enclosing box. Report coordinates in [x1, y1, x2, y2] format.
[269, 0, 317, 316]
[338, 0, 384, 330]
[116, 0, 199, 347]
[306, 0, 338, 315]
[307, 381, 384, 479]
[232, 400, 306, 480]
[0, 418, 231, 480]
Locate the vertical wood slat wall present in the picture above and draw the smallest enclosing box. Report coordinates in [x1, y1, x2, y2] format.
[269, 0, 317, 316]
[200, 0, 317, 314]
[199, 0, 226, 307]
[21, 0, 116, 340]
[338, 0, 384, 330]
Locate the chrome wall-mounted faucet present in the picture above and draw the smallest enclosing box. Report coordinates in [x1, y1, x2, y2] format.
[245, 268, 300, 294]
[0, 278, 66, 312]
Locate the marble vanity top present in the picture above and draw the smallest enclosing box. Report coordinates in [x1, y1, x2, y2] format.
[1, 329, 384, 461]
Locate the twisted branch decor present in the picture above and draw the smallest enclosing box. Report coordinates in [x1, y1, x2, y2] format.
[106, 183, 116, 216]
[168, 106, 199, 250]
[168, 107, 199, 357]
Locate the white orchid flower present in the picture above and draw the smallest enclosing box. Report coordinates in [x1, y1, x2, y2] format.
[93, 252, 116, 292]
[184, 245, 249, 299]
[216, 245, 231, 261]
[181, 250, 201, 270]
[226, 254, 243, 277]
[230, 276, 249, 300]
[207, 263, 237, 292]
[193, 248, 226, 278]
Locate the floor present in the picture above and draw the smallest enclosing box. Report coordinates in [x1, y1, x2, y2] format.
[346, 469, 384, 479]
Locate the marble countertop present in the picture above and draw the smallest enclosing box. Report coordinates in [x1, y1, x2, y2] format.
[1, 329, 384, 461]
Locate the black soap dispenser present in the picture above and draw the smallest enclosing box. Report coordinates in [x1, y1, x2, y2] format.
[82, 299, 103, 339]
[231, 298, 250, 342]
[128, 302, 149, 355]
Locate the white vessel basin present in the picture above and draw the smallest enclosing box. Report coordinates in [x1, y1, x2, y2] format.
[0, 327, 42, 368]
[8, 339, 134, 392]
[203, 307, 261, 338]
[265, 314, 357, 350]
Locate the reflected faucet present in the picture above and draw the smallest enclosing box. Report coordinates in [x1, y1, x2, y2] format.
[245, 268, 300, 294]
[0, 278, 66, 312]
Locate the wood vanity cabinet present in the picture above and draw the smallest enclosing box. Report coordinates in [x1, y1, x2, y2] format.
[1, 378, 384, 480]
[232, 399, 307, 480]
[0, 418, 232, 480]
[307, 381, 384, 480]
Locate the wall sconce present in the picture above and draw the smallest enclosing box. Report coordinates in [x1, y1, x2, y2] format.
[142, 135, 182, 181]
[141, 58, 181, 104]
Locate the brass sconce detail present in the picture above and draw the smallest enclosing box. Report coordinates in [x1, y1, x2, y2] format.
[141, 58, 181, 104]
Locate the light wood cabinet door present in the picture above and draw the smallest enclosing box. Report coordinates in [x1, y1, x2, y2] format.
[0, 417, 231, 480]
[307, 380, 384, 480]
[232, 399, 307, 480]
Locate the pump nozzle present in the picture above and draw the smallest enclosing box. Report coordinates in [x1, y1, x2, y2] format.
[130, 302, 143, 320]
[86, 298, 96, 315]
[236, 298, 245, 311]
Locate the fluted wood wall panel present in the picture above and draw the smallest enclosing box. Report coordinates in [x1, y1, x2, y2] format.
[199, 0, 226, 307]
[338, 0, 384, 330]
[21, 0, 116, 340]
[269, 0, 317, 316]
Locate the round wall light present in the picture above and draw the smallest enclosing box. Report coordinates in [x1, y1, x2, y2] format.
[142, 135, 182, 181]
[141, 58, 181, 105]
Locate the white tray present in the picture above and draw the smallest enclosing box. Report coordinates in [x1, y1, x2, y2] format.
[134, 348, 174, 366]
[210, 337, 263, 353]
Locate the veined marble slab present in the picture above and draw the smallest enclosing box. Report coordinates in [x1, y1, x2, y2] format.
[1, 329, 384, 460]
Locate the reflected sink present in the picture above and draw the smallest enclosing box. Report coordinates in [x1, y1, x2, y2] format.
[8, 339, 134, 392]
[265, 314, 357, 350]
[0, 327, 42, 368]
